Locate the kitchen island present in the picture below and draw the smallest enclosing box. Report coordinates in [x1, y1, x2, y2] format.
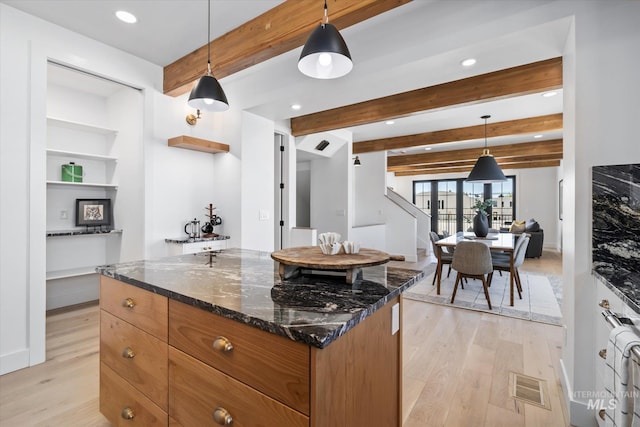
[97, 248, 423, 426]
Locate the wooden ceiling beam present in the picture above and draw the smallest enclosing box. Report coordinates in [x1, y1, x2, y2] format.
[387, 139, 563, 168]
[393, 160, 562, 176]
[291, 57, 562, 136]
[163, 0, 412, 97]
[388, 152, 564, 172]
[353, 114, 562, 154]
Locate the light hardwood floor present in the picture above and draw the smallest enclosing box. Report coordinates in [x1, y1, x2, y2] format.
[0, 251, 567, 426]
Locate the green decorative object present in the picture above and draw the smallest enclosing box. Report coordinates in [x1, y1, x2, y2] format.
[61, 162, 83, 182]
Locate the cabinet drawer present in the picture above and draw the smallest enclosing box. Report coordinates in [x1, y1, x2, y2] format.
[169, 347, 308, 427]
[182, 240, 227, 254]
[169, 300, 310, 415]
[100, 276, 168, 340]
[100, 310, 168, 410]
[100, 362, 167, 427]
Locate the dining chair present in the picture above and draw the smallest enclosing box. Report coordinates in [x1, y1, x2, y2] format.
[429, 231, 453, 287]
[488, 235, 530, 299]
[450, 241, 493, 309]
[492, 232, 527, 277]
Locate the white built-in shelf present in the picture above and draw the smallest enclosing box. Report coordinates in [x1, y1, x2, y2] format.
[46, 267, 98, 281]
[46, 149, 118, 162]
[47, 117, 118, 135]
[46, 180, 118, 189]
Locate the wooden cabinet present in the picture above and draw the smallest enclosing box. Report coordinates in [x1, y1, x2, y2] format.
[169, 300, 310, 415]
[100, 276, 168, 425]
[100, 276, 402, 426]
[169, 347, 308, 427]
[100, 276, 168, 340]
[100, 363, 168, 427]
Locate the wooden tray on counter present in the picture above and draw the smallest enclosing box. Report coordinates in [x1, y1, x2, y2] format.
[271, 246, 391, 284]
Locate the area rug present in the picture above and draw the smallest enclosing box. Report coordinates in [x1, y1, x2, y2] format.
[403, 264, 563, 325]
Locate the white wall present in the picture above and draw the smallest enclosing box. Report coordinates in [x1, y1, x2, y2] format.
[107, 87, 145, 262]
[350, 224, 386, 251]
[0, 3, 162, 374]
[146, 91, 221, 259]
[507, 166, 559, 249]
[560, 2, 640, 425]
[212, 108, 242, 250]
[240, 111, 275, 252]
[0, 3, 239, 374]
[310, 143, 350, 239]
[353, 152, 386, 226]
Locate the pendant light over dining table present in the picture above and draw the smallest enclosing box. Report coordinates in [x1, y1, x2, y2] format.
[188, 0, 229, 112]
[298, 0, 353, 79]
[466, 115, 507, 183]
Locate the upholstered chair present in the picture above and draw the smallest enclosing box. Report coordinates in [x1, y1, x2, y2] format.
[450, 241, 493, 309]
[488, 235, 530, 299]
[429, 231, 453, 287]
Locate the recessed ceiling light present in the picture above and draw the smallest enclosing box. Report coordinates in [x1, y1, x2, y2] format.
[385, 120, 395, 125]
[534, 134, 543, 139]
[424, 147, 432, 151]
[291, 104, 301, 110]
[116, 10, 137, 24]
[542, 91, 558, 98]
[461, 58, 477, 67]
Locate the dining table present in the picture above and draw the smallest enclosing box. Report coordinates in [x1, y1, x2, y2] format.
[434, 232, 517, 306]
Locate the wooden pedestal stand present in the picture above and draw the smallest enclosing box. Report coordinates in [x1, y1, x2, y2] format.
[271, 246, 392, 284]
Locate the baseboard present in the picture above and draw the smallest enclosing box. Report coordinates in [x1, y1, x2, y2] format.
[0, 348, 29, 375]
[560, 358, 599, 427]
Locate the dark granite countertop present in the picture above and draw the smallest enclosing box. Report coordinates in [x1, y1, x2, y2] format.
[592, 163, 640, 314]
[593, 268, 640, 314]
[165, 235, 230, 244]
[47, 229, 122, 237]
[97, 249, 423, 349]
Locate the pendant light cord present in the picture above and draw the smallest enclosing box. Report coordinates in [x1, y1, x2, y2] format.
[207, 0, 211, 75]
[484, 117, 487, 149]
[481, 114, 491, 153]
[323, 0, 328, 24]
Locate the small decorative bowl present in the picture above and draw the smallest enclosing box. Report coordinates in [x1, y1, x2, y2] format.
[342, 241, 361, 254]
[319, 242, 341, 255]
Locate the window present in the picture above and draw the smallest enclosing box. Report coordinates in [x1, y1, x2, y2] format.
[413, 176, 516, 234]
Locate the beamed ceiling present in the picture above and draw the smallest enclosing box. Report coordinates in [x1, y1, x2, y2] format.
[163, 1, 564, 178]
[5, 0, 566, 177]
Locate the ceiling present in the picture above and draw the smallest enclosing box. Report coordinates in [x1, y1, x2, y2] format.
[2, 0, 568, 174]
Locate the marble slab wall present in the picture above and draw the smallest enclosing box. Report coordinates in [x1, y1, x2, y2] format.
[592, 163, 640, 291]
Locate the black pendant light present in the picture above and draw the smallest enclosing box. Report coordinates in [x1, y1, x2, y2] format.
[466, 115, 507, 183]
[298, 0, 353, 79]
[188, 0, 229, 112]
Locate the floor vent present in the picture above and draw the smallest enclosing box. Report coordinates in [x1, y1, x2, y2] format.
[509, 372, 551, 410]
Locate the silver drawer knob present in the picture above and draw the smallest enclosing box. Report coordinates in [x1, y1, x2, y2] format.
[599, 349, 607, 360]
[599, 299, 610, 309]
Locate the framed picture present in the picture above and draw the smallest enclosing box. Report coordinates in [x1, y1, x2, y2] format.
[75, 199, 113, 227]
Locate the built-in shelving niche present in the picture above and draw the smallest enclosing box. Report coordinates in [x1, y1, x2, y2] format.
[45, 62, 143, 310]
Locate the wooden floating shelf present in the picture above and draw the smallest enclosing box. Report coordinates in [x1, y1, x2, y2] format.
[168, 135, 229, 154]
